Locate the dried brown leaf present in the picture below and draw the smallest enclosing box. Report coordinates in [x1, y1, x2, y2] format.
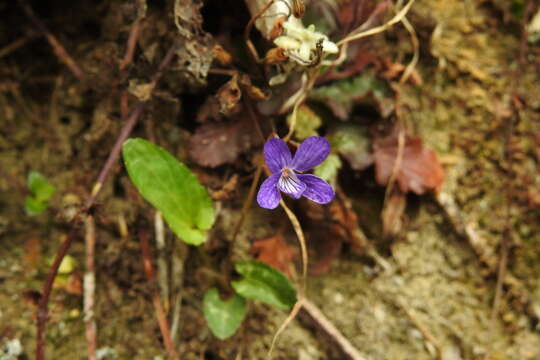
[374, 134, 444, 194]
[189, 117, 262, 168]
[212, 44, 233, 66]
[250, 234, 297, 276]
[216, 74, 242, 115]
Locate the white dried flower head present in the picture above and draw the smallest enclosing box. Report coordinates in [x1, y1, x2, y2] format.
[273, 20, 338, 66]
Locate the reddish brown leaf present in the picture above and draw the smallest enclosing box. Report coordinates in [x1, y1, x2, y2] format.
[189, 116, 262, 168]
[250, 234, 297, 276]
[373, 134, 444, 194]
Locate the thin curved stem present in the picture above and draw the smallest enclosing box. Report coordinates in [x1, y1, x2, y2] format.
[337, 0, 416, 47]
[399, 15, 419, 84]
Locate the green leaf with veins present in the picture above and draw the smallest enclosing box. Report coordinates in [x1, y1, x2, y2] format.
[122, 138, 214, 245]
[203, 288, 247, 340]
[310, 72, 392, 119]
[231, 261, 296, 310]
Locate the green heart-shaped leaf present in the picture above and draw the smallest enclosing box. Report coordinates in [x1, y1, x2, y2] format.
[231, 261, 296, 310]
[203, 288, 247, 340]
[122, 138, 215, 245]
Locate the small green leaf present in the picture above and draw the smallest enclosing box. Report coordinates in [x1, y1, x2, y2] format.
[310, 72, 392, 119]
[24, 197, 49, 216]
[25, 171, 56, 215]
[286, 105, 322, 140]
[122, 138, 215, 245]
[231, 261, 296, 310]
[27, 171, 56, 202]
[203, 288, 247, 340]
[314, 153, 342, 182]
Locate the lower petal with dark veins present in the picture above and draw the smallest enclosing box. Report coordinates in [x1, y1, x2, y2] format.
[277, 172, 306, 199]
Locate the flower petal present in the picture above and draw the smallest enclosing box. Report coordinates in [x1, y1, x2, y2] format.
[257, 173, 282, 209]
[297, 174, 335, 204]
[277, 172, 306, 199]
[264, 138, 292, 173]
[291, 136, 330, 172]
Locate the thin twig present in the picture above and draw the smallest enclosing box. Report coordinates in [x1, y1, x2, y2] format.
[337, 0, 415, 47]
[139, 229, 179, 360]
[399, 15, 419, 84]
[154, 211, 169, 307]
[302, 298, 367, 360]
[84, 215, 97, 360]
[119, 20, 142, 71]
[170, 242, 188, 345]
[17, 0, 85, 80]
[35, 42, 179, 360]
[491, 0, 532, 326]
[244, 0, 276, 64]
[0, 33, 36, 59]
[397, 299, 443, 359]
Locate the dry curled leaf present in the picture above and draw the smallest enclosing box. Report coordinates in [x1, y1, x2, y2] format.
[209, 174, 238, 200]
[216, 74, 242, 115]
[374, 134, 444, 194]
[172, 0, 214, 88]
[212, 44, 233, 66]
[250, 234, 297, 276]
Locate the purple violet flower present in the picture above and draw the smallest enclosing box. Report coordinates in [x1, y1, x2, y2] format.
[257, 136, 335, 209]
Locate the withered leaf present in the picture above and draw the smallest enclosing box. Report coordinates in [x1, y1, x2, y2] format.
[250, 234, 297, 276]
[212, 44, 233, 66]
[216, 74, 242, 115]
[373, 134, 444, 194]
[189, 116, 262, 168]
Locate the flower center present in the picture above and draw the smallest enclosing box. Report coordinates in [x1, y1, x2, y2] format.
[281, 167, 293, 178]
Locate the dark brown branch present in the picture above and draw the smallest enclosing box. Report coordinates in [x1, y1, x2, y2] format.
[35, 42, 179, 360]
[17, 0, 85, 80]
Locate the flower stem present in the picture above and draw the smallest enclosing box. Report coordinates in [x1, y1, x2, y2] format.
[266, 199, 308, 359]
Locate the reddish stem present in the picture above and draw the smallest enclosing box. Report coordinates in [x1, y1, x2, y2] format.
[139, 229, 179, 360]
